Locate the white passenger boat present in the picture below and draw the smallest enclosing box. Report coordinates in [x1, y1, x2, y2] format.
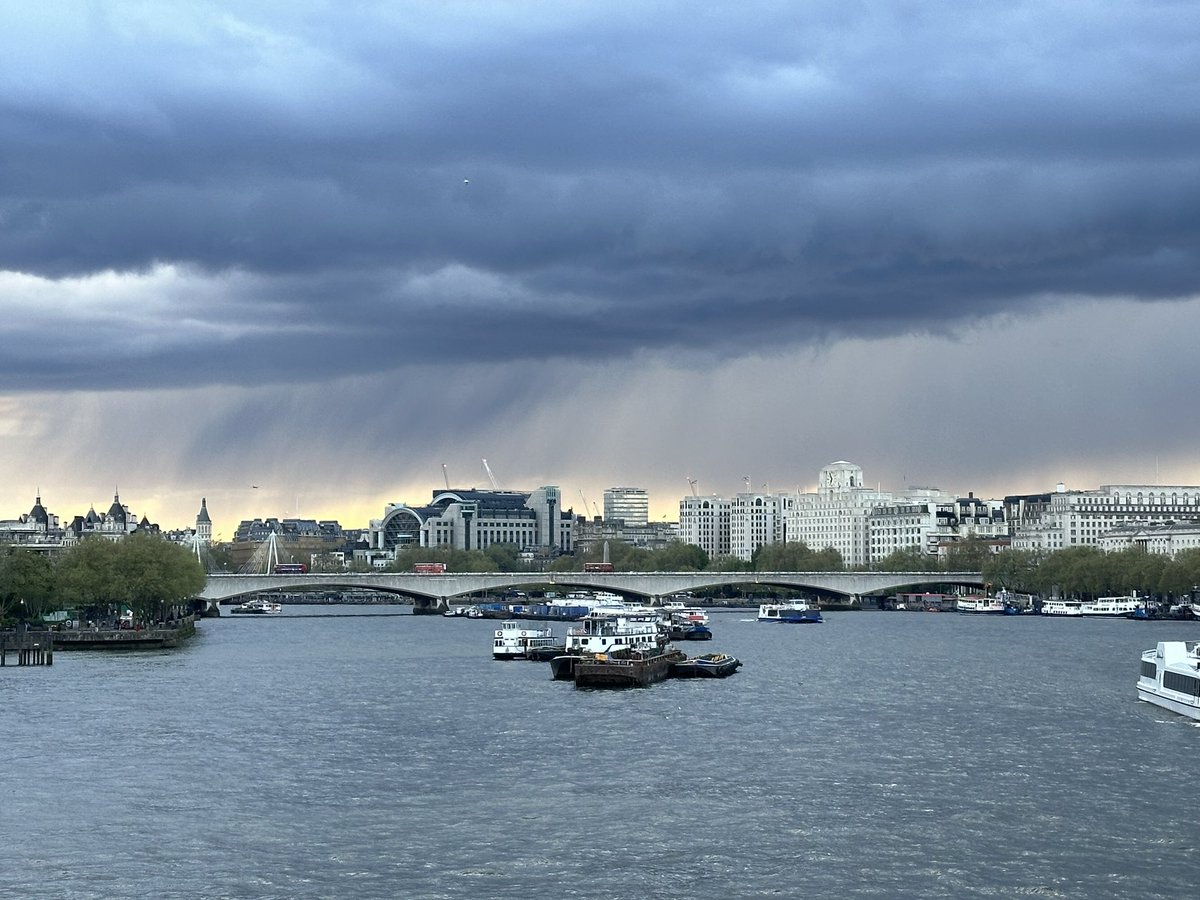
[757, 600, 817, 622]
[230, 597, 283, 615]
[956, 596, 1007, 614]
[1039, 598, 1083, 617]
[1137, 641, 1200, 720]
[1081, 596, 1142, 617]
[1040, 596, 1143, 617]
[492, 620, 559, 660]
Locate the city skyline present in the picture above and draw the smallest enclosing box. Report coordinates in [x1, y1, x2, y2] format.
[3, 3, 1199, 537]
[10, 452, 1200, 543]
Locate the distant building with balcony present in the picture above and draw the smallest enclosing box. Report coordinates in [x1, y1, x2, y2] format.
[1007, 482, 1200, 552]
[868, 494, 1008, 562]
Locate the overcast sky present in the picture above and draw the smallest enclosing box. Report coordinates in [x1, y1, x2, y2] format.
[3, 1, 1199, 535]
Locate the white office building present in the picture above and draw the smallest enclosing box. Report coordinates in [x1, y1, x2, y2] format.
[784, 462, 908, 568]
[729, 492, 789, 561]
[679, 461, 1000, 567]
[678, 495, 733, 559]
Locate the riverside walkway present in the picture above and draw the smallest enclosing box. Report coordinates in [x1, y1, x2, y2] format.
[200, 571, 985, 612]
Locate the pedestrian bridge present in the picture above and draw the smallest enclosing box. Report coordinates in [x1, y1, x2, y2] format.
[200, 571, 984, 612]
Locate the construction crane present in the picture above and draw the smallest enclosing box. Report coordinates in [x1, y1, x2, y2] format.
[481, 458, 499, 490]
[579, 489, 594, 519]
[686, 477, 699, 497]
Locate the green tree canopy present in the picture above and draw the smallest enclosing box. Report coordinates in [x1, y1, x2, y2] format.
[0, 548, 56, 623]
[875, 547, 941, 573]
[55, 533, 205, 622]
[753, 541, 843, 572]
[981, 549, 1042, 594]
[942, 535, 994, 572]
[1033, 546, 1107, 599]
[388, 546, 504, 573]
[1158, 548, 1200, 599]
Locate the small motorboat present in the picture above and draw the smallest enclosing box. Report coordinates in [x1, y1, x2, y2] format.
[230, 597, 283, 615]
[671, 652, 741, 679]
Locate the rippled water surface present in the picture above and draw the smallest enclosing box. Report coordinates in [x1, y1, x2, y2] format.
[2, 607, 1196, 899]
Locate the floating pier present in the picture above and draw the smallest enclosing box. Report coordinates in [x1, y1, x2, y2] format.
[52, 615, 196, 650]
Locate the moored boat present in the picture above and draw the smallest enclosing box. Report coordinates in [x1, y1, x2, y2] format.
[573, 645, 686, 688]
[1137, 641, 1200, 720]
[1081, 596, 1142, 617]
[956, 595, 1006, 614]
[525, 644, 567, 662]
[549, 608, 666, 680]
[1039, 598, 1082, 617]
[671, 652, 741, 679]
[668, 623, 714, 640]
[493, 620, 559, 660]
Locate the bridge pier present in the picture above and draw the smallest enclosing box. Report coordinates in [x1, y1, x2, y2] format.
[411, 597, 445, 615]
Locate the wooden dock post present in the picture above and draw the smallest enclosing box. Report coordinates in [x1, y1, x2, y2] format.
[0, 631, 54, 666]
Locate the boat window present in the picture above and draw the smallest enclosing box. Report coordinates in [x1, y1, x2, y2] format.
[1163, 671, 1200, 697]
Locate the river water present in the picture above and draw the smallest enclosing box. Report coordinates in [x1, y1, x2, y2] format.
[2, 607, 1196, 899]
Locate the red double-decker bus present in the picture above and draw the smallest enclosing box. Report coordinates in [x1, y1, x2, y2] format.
[583, 562, 614, 573]
[273, 563, 308, 574]
[413, 562, 448, 574]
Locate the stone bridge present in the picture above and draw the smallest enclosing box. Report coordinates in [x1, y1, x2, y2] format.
[200, 571, 984, 612]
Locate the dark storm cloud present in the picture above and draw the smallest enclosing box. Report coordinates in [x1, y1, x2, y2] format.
[3, 1, 1199, 391]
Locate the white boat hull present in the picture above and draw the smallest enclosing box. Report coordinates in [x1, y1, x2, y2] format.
[1137, 685, 1200, 720]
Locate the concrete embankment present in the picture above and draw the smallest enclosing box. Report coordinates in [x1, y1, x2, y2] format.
[53, 615, 197, 650]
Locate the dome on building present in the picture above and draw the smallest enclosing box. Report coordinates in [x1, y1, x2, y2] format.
[28, 493, 48, 525]
[107, 490, 127, 525]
